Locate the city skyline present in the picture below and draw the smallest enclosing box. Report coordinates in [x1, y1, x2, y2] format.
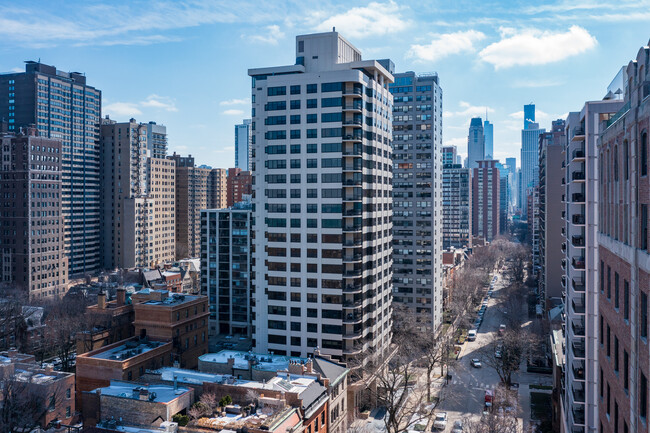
[0, 1, 648, 168]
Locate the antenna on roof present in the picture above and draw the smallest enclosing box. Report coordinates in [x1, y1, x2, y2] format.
[333, 27, 335, 32]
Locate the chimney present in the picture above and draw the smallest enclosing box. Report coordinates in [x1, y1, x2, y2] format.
[97, 291, 107, 310]
[139, 388, 150, 401]
[305, 358, 313, 374]
[116, 288, 126, 306]
[27, 124, 38, 137]
[173, 375, 178, 391]
[44, 364, 54, 374]
[7, 349, 18, 359]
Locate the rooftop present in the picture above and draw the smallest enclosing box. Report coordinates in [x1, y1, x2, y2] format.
[199, 350, 308, 371]
[196, 406, 299, 432]
[157, 367, 240, 385]
[95, 380, 190, 404]
[89, 338, 166, 361]
[140, 292, 201, 306]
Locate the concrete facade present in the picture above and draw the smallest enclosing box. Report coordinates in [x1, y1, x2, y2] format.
[390, 71, 443, 332]
[227, 167, 253, 207]
[442, 164, 472, 249]
[249, 32, 394, 362]
[0, 132, 68, 299]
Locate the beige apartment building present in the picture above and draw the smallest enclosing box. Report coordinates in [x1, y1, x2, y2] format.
[100, 117, 175, 269]
[169, 153, 227, 259]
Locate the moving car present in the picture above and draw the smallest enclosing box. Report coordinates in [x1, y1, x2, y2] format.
[452, 420, 463, 433]
[471, 358, 482, 368]
[432, 412, 448, 430]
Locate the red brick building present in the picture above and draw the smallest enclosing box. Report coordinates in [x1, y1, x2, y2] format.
[597, 40, 650, 433]
[227, 167, 253, 206]
[471, 160, 501, 242]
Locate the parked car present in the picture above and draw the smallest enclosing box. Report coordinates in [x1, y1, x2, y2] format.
[471, 358, 482, 368]
[432, 412, 448, 430]
[452, 420, 463, 433]
[499, 324, 506, 334]
[467, 330, 477, 341]
[495, 349, 502, 358]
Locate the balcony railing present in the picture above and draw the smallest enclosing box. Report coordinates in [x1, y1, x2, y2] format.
[343, 87, 363, 96]
[572, 236, 585, 247]
[572, 279, 585, 292]
[572, 193, 585, 202]
[573, 126, 585, 137]
[572, 386, 585, 402]
[572, 299, 585, 314]
[572, 341, 585, 358]
[572, 149, 585, 159]
[572, 405, 585, 425]
[572, 320, 585, 336]
[343, 284, 362, 293]
[572, 171, 585, 181]
[606, 100, 631, 128]
[343, 102, 363, 111]
[572, 257, 586, 269]
[343, 146, 362, 156]
[343, 133, 363, 141]
[572, 214, 585, 224]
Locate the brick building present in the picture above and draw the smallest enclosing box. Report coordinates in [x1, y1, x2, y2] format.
[0, 350, 75, 428]
[0, 130, 68, 299]
[596, 41, 650, 433]
[226, 167, 252, 206]
[131, 290, 209, 369]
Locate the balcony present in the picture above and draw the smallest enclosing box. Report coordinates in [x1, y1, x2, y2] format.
[343, 146, 362, 156]
[344, 268, 363, 277]
[572, 341, 585, 358]
[343, 208, 362, 216]
[343, 119, 363, 127]
[572, 214, 585, 224]
[572, 193, 585, 203]
[343, 87, 363, 96]
[343, 345, 363, 355]
[343, 193, 362, 201]
[561, 243, 567, 252]
[572, 126, 585, 139]
[571, 319, 585, 336]
[343, 254, 363, 262]
[572, 257, 585, 270]
[572, 235, 585, 247]
[343, 331, 363, 339]
[572, 298, 585, 314]
[343, 224, 362, 233]
[561, 276, 567, 288]
[343, 133, 363, 142]
[343, 102, 363, 112]
[572, 171, 586, 181]
[343, 178, 362, 186]
[343, 313, 363, 324]
[572, 279, 585, 292]
[343, 239, 362, 247]
[343, 284, 362, 293]
[572, 405, 585, 426]
[561, 259, 567, 270]
[572, 385, 585, 403]
[343, 163, 362, 172]
[572, 148, 585, 160]
[572, 362, 585, 380]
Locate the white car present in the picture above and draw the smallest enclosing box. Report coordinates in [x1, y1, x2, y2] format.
[452, 420, 463, 433]
[433, 412, 448, 430]
[471, 358, 482, 368]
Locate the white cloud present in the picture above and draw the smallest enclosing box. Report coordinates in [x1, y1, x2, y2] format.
[220, 98, 251, 106]
[512, 78, 564, 88]
[103, 102, 142, 117]
[223, 109, 245, 116]
[509, 109, 549, 120]
[314, 1, 408, 39]
[407, 30, 486, 62]
[444, 101, 495, 119]
[140, 94, 177, 112]
[479, 25, 597, 69]
[10, 67, 22, 73]
[247, 25, 285, 45]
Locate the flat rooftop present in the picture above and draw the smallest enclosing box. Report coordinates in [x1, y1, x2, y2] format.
[89, 339, 166, 361]
[157, 367, 240, 386]
[96, 380, 190, 403]
[199, 350, 308, 372]
[138, 291, 201, 306]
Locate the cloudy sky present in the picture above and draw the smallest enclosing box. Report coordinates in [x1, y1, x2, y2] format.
[1, 0, 648, 168]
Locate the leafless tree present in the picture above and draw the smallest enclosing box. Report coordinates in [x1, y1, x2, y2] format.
[479, 329, 539, 387]
[462, 412, 522, 433]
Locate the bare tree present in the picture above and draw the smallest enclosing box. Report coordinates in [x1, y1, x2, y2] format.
[462, 412, 522, 433]
[479, 330, 538, 387]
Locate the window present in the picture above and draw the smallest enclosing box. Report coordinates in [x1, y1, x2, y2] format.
[307, 99, 317, 108]
[268, 86, 286, 96]
[614, 336, 619, 373]
[290, 144, 301, 154]
[642, 131, 648, 176]
[307, 84, 317, 93]
[290, 85, 301, 95]
[624, 280, 630, 321]
[307, 129, 317, 138]
[265, 115, 286, 125]
[291, 159, 301, 169]
[615, 272, 620, 310]
[624, 350, 629, 392]
[607, 383, 610, 416]
[642, 204, 648, 251]
[265, 130, 287, 140]
[307, 143, 317, 153]
[600, 368, 604, 398]
[290, 188, 301, 198]
[322, 97, 342, 107]
[642, 292, 648, 339]
[641, 372, 647, 419]
[307, 158, 317, 168]
[290, 130, 301, 139]
[268, 334, 286, 344]
[265, 101, 286, 111]
[321, 112, 342, 122]
[290, 115, 301, 125]
[322, 143, 341, 152]
[607, 324, 611, 357]
[307, 114, 317, 123]
[307, 188, 317, 198]
[607, 266, 611, 299]
[322, 82, 342, 92]
[307, 173, 317, 183]
[600, 260, 605, 293]
[290, 100, 301, 110]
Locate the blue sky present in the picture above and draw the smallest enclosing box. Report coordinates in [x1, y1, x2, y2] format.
[0, 0, 648, 168]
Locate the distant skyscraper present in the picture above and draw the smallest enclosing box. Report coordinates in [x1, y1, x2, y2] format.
[235, 119, 252, 170]
[456, 155, 462, 165]
[227, 168, 253, 207]
[467, 117, 484, 168]
[520, 104, 545, 217]
[442, 164, 472, 249]
[442, 146, 457, 166]
[524, 103, 536, 129]
[484, 119, 494, 159]
[505, 157, 517, 210]
[0, 61, 102, 275]
[249, 32, 393, 362]
[390, 71, 443, 332]
[0, 130, 68, 299]
[472, 160, 500, 242]
[145, 121, 167, 159]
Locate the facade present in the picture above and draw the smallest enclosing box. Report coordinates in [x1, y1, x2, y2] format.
[145, 121, 167, 160]
[505, 157, 517, 209]
[484, 119, 494, 159]
[0, 352, 76, 428]
[235, 119, 252, 170]
[100, 118, 176, 269]
[442, 145, 457, 165]
[0, 61, 101, 275]
[538, 120, 566, 303]
[249, 31, 394, 362]
[471, 160, 500, 242]
[467, 117, 484, 168]
[201, 203, 253, 337]
[227, 167, 253, 206]
[520, 104, 545, 218]
[499, 175, 508, 234]
[131, 290, 209, 369]
[595, 42, 649, 433]
[209, 168, 228, 210]
[0, 131, 68, 298]
[442, 164, 472, 249]
[562, 100, 624, 432]
[390, 71, 443, 332]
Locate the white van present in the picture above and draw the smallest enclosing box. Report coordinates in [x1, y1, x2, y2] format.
[467, 330, 477, 341]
